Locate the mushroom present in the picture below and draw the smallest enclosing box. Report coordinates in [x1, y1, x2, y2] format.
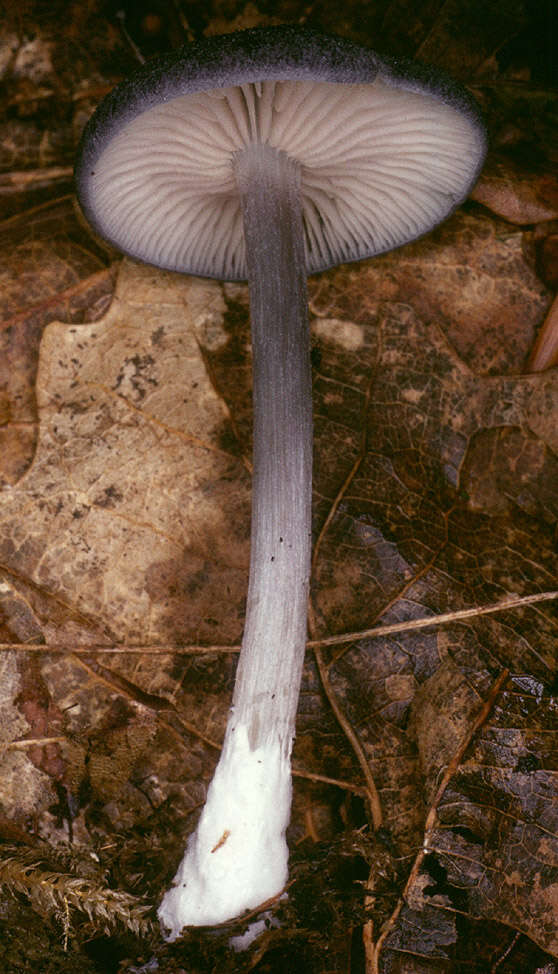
[75, 25, 486, 937]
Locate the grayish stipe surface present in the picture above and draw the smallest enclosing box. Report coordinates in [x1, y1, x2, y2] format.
[230, 142, 312, 752]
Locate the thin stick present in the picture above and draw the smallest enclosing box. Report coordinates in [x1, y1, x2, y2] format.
[311, 589, 558, 651]
[313, 638, 383, 829]
[0, 590, 554, 655]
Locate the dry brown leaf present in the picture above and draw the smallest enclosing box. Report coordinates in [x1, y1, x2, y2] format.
[379, 667, 558, 966]
[1, 222, 557, 973]
[0, 227, 114, 486]
[0, 259, 254, 880]
[0, 259, 249, 649]
[471, 159, 558, 226]
[305, 272, 557, 962]
[1, 2, 557, 970]
[528, 293, 558, 372]
[309, 210, 550, 376]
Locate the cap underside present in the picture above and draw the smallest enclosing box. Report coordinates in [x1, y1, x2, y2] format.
[84, 78, 485, 280]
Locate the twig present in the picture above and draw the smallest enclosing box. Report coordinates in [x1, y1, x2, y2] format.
[308, 359, 384, 830]
[314, 589, 558, 653]
[312, 637, 383, 830]
[0, 591, 554, 656]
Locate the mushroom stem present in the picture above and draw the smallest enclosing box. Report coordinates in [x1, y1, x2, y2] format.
[232, 142, 312, 753]
[158, 143, 313, 934]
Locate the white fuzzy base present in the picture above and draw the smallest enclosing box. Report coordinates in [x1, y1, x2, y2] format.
[158, 725, 291, 938]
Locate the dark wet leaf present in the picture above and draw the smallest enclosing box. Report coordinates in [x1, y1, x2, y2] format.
[0, 3, 557, 973]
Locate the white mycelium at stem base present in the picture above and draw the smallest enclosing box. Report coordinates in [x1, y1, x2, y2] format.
[158, 144, 312, 937]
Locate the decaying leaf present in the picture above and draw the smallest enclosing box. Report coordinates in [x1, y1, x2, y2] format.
[1, 2, 557, 971]
[0, 226, 115, 486]
[376, 668, 558, 967]
[0, 259, 250, 650]
[471, 157, 558, 227]
[305, 268, 558, 961]
[308, 210, 550, 376]
[0, 233, 556, 972]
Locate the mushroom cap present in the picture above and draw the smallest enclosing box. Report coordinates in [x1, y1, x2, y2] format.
[75, 25, 486, 281]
